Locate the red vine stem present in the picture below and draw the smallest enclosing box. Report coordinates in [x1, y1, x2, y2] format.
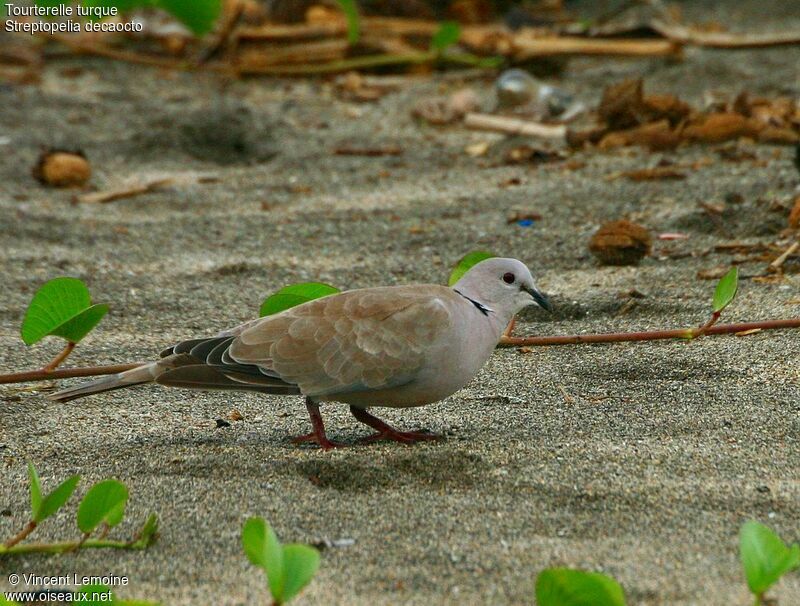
[42, 341, 76, 372]
[3, 520, 36, 549]
[0, 363, 141, 385]
[498, 318, 800, 347]
[0, 319, 797, 386]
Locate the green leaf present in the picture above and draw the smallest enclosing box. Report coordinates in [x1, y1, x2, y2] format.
[259, 283, 340, 317]
[131, 513, 160, 549]
[431, 21, 461, 53]
[281, 544, 321, 603]
[28, 462, 43, 520]
[77, 479, 129, 534]
[712, 267, 739, 313]
[51, 304, 110, 343]
[740, 520, 800, 595]
[0, 596, 20, 605]
[448, 251, 495, 286]
[335, 0, 360, 45]
[21, 277, 108, 345]
[535, 568, 626, 606]
[242, 517, 285, 601]
[157, 0, 221, 35]
[35, 474, 80, 523]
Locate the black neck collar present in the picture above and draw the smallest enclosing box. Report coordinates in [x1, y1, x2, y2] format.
[454, 289, 493, 316]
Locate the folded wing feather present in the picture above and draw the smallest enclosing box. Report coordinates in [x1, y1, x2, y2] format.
[229, 286, 453, 397]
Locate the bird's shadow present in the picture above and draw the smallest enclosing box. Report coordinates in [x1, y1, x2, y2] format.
[87, 430, 489, 493]
[294, 448, 490, 492]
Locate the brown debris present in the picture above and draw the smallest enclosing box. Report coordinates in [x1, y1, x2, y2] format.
[589, 220, 652, 266]
[697, 266, 731, 280]
[598, 120, 682, 151]
[577, 78, 799, 151]
[789, 196, 800, 229]
[334, 145, 404, 156]
[611, 166, 686, 181]
[504, 145, 564, 165]
[598, 78, 645, 131]
[597, 78, 691, 131]
[682, 112, 762, 143]
[33, 150, 91, 188]
[412, 89, 479, 125]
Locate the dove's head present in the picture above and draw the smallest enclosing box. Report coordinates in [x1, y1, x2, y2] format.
[454, 257, 552, 321]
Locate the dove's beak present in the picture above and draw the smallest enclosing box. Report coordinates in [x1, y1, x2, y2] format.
[523, 284, 553, 312]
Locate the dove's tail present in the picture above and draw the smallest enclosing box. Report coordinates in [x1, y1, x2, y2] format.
[47, 363, 161, 403]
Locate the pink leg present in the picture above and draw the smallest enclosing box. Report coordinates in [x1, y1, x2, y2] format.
[350, 406, 439, 445]
[291, 398, 344, 450]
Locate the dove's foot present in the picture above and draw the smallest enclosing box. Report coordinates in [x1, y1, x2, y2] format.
[350, 406, 439, 445]
[293, 397, 344, 450]
[291, 432, 345, 450]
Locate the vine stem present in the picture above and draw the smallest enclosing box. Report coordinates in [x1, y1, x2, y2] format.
[0, 537, 148, 556]
[3, 521, 36, 549]
[0, 319, 797, 386]
[0, 363, 142, 385]
[498, 318, 800, 347]
[42, 341, 75, 372]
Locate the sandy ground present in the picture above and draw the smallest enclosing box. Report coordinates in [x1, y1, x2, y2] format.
[1, 2, 800, 604]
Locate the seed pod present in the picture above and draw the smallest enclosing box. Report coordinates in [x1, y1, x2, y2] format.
[33, 149, 90, 187]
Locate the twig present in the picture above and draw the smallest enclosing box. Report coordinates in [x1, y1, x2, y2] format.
[76, 178, 173, 204]
[333, 145, 403, 156]
[0, 536, 149, 555]
[498, 318, 800, 347]
[769, 241, 799, 270]
[510, 35, 680, 59]
[464, 113, 567, 139]
[0, 363, 141, 385]
[652, 20, 800, 48]
[3, 521, 36, 549]
[236, 50, 495, 75]
[47, 33, 228, 73]
[196, 0, 244, 65]
[42, 341, 75, 372]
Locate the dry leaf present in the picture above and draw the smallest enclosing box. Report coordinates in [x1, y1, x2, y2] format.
[589, 220, 652, 265]
[683, 112, 762, 143]
[697, 266, 730, 280]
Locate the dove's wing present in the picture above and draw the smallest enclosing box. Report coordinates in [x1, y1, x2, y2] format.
[228, 285, 454, 397]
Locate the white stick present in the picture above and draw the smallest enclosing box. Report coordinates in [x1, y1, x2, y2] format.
[463, 113, 567, 140]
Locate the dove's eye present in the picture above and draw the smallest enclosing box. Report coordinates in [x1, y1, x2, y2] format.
[502, 272, 515, 284]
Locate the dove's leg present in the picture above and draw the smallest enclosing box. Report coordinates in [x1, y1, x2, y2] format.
[350, 406, 439, 444]
[291, 398, 344, 450]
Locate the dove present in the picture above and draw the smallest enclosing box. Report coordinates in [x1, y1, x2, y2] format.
[49, 258, 552, 449]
